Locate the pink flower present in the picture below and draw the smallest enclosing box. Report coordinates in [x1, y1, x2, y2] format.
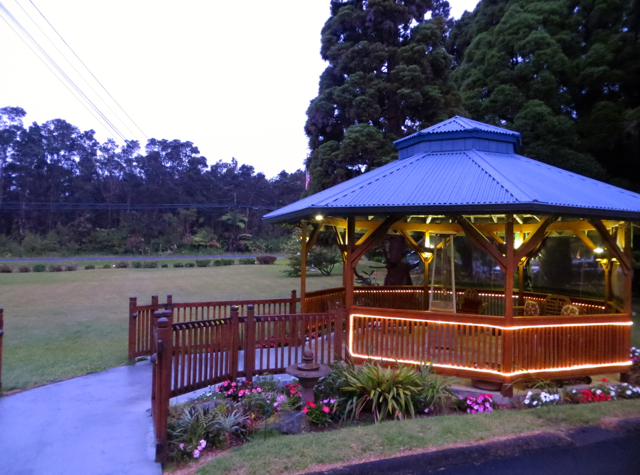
[223, 381, 229, 386]
[478, 407, 484, 413]
[467, 409, 471, 413]
[199, 440, 207, 449]
[322, 406, 330, 413]
[302, 407, 309, 414]
[179, 443, 185, 450]
[231, 382, 236, 386]
[193, 449, 200, 458]
[486, 407, 493, 412]
[257, 388, 261, 392]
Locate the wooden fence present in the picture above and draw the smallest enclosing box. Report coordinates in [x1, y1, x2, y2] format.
[152, 305, 346, 461]
[129, 291, 299, 360]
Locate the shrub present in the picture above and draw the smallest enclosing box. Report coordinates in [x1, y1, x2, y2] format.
[142, 261, 158, 268]
[65, 264, 77, 271]
[256, 255, 277, 265]
[84, 264, 95, 270]
[616, 383, 640, 399]
[102, 263, 111, 269]
[0, 264, 13, 273]
[238, 258, 255, 265]
[33, 264, 47, 272]
[216, 380, 262, 402]
[343, 362, 424, 423]
[115, 261, 129, 268]
[185, 262, 196, 268]
[131, 261, 142, 268]
[213, 260, 223, 267]
[302, 399, 336, 426]
[173, 263, 184, 268]
[161, 263, 169, 268]
[220, 259, 234, 266]
[49, 264, 63, 272]
[19, 266, 30, 273]
[195, 259, 211, 268]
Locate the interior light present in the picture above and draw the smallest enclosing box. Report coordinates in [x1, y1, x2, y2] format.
[315, 215, 323, 221]
[593, 247, 604, 254]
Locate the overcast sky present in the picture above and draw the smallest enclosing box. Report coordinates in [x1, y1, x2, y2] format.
[0, 0, 480, 178]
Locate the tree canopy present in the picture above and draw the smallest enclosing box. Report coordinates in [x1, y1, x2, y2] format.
[304, 0, 463, 192]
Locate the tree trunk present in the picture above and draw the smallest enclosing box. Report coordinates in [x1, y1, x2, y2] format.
[383, 235, 414, 285]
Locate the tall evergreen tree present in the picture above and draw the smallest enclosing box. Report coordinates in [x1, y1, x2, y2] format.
[449, 0, 640, 184]
[305, 0, 463, 193]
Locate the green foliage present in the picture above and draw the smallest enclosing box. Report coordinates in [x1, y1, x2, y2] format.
[131, 261, 142, 268]
[84, 264, 95, 270]
[185, 262, 196, 268]
[65, 264, 77, 271]
[161, 263, 168, 268]
[173, 262, 184, 268]
[32, 264, 46, 272]
[115, 261, 129, 268]
[283, 230, 341, 277]
[239, 258, 255, 265]
[342, 362, 425, 423]
[256, 256, 277, 265]
[142, 261, 158, 268]
[305, 1, 462, 192]
[213, 259, 234, 267]
[195, 259, 211, 267]
[102, 263, 111, 269]
[450, 0, 640, 185]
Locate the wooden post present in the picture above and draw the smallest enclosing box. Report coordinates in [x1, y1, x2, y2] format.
[166, 294, 173, 308]
[151, 295, 159, 307]
[333, 304, 344, 362]
[501, 215, 515, 396]
[623, 223, 633, 315]
[230, 305, 239, 381]
[517, 262, 526, 306]
[300, 223, 308, 313]
[245, 304, 256, 381]
[0, 308, 4, 395]
[154, 313, 173, 463]
[128, 297, 137, 361]
[602, 259, 612, 306]
[290, 289, 297, 314]
[345, 217, 355, 309]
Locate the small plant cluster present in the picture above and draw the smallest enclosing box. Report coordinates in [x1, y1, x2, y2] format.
[459, 394, 496, 413]
[310, 361, 455, 424]
[216, 380, 262, 402]
[523, 390, 561, 407]
[213, 258, 235, 266]
[302, 399, 336, 426]
[239, 258, 256, 265]
[168, 375, 303, 464]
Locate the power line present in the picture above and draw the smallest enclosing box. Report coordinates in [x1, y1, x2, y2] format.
[12, 0, 140, 141]
[28, 0, 148, 141]
[0, 1, 128, 142]
[0, 202, 277, 211]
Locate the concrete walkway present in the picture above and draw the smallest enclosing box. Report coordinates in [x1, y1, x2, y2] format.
[0, 361, 161, 475]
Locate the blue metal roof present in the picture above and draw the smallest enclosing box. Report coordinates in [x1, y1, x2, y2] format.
[263, 118, 640, 223]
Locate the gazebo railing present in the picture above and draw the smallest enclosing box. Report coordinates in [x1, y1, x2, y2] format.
[349, 306, 632, 384]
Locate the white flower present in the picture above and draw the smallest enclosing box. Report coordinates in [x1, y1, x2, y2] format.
[532, 401, 538, 406]
[524, 399, 530, 405]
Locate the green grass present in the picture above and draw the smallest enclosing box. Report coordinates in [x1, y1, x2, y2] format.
[193, 400, 640, 475]
[0, 259, 348, 392]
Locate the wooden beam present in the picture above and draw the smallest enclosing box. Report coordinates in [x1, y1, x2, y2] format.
[300, 223, 308, 312]
[589, 219, 632, 274]
[332, 226, 347, 263]
[514, 215, 558, 263]
[350, 216, 403, 267]
[455, 216, 507, 271]
[398, 230, 432, 264]
[574, 230, 597, 251]
[306, 223, 321, 252]
[489, 231, 504, 244]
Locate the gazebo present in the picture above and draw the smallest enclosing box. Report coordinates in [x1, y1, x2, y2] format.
[264, 116, 638, 396]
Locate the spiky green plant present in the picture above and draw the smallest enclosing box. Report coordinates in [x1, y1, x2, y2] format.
[342, 362, 424, 423]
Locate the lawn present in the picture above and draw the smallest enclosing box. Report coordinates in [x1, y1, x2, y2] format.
[190, 399, 640, 475]
[0, 258, 348, 392]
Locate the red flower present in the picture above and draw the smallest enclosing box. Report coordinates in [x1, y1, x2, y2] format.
[302, 407, 308, 414]
[602, 378, 608, 383]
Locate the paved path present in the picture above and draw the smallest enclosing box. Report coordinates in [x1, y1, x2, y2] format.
[0, 361, 161, 475]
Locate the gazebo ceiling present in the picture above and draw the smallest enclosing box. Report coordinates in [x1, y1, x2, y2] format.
[264, 117, 640, 224]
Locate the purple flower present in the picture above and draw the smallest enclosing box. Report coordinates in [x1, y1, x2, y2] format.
[179, 443, 185, 450]
[193, 449, 200, 459]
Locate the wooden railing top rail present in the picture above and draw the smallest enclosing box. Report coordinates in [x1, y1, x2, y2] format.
[305, 287, 346, 298]
[136, 297, 299, 311]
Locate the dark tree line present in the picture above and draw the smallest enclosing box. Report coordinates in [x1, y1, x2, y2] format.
[0, 107, 305, 255]
[306, 0, 640, 192]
